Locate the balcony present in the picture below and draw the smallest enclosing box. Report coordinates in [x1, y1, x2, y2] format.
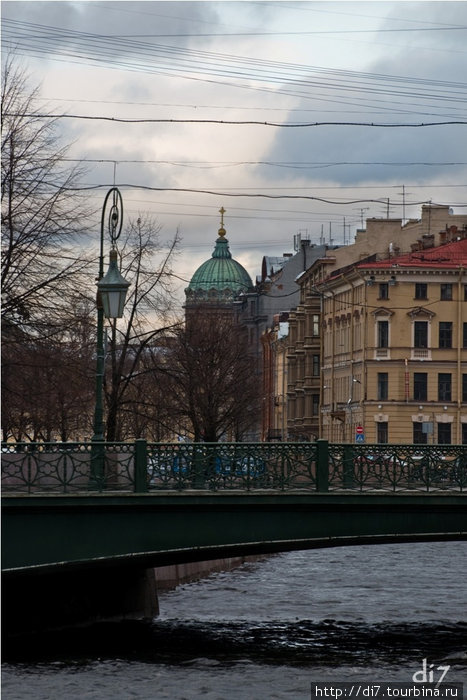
[411, 348, 431, 361]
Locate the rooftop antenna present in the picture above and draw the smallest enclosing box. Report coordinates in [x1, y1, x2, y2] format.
[398, 185, 412, 225]
[354, 207, 369, 229]
[401, 184, 405, 225]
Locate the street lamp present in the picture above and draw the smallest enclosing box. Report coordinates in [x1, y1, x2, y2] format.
[90, 188, 129, 488]
[98, 248, 130, 319]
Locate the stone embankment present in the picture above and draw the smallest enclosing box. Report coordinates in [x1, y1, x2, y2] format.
[154, 556, 266, 590]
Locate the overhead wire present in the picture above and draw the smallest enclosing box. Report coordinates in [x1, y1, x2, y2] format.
[5, 51, 464, 119]
[38, 180, 439, 206]
[59, 158, 467, 169]
[3, 18, 467, 117]
[3, 17, 466, 224]
[5, 113, 467, 127]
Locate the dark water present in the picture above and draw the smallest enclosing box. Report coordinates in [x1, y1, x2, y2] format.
[3, 543, 467, 698]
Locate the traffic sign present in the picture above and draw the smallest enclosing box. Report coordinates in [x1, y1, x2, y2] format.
[356, 425, 364, 434]
[355, 433, 365, 443]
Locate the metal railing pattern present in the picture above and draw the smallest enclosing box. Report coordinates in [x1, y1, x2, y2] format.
[147, 441, 319, 491]
[328, 443, 466, 492]
[0, 441, 135, 494]
[2, 440, 466, 494]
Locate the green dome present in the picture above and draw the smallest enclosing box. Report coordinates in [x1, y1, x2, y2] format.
[185, 227, 253, 305]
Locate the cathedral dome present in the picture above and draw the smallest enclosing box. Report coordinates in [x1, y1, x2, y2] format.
[185, 209, 253, 305]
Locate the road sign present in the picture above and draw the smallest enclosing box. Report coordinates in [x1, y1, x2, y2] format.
[355, 433, 365, 443]
[356, 425, 364, 434]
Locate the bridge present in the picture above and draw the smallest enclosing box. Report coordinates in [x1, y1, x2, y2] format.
[2, 440, 466, 634]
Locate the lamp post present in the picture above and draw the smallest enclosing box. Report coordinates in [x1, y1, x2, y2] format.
[90, 188, 129, 489]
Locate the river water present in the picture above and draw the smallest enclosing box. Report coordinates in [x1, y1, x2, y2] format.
[3, 542, 467, 698]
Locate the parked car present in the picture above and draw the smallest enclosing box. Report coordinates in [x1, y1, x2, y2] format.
[234, 456, 266, 479]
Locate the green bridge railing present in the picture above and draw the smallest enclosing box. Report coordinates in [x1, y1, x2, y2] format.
[2, 440, 466, 494]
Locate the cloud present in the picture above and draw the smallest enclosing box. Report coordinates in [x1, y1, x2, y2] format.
[2, 0, 466, 297]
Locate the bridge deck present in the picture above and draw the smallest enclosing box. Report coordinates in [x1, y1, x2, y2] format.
[3, 490, 466, 574]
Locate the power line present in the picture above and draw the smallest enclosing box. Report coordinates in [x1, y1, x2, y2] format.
[60, 157, 467, 169]
[34, 97, 463, 115]
[72, 27, 467, 38]
[4, 50, 465, 120]
[42, 180, 439, 206]
[5, 113, 467, 127]
[3, 19, 466, 107]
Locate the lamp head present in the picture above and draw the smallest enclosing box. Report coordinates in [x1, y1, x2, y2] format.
[97, 248, 130, 319]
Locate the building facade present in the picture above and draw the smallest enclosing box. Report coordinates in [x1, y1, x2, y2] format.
[315, 234, 467, 444]
[261, 313, 290, 441]
[236, 237, 327, 440]
[287, 205, 467, 444]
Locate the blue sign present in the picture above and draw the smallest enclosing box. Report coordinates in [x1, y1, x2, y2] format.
[355, 433, 365, 442]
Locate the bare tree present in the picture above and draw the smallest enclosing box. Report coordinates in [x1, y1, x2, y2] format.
[101, 216, 182, 441]
[1, 301, 96, 441]
[117, 339, 178, 441]
[1, 56, 97, 441]
[165, 312, 261, 442]
[1, 55, 92, 338]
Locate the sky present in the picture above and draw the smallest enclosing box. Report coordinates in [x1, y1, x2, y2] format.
[2, 0, 467, 306]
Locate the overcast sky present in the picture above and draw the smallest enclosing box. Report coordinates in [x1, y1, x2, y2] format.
[2, 1, 467, 302]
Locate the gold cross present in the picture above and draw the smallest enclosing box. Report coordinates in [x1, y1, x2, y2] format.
[219, 206, 226, 227]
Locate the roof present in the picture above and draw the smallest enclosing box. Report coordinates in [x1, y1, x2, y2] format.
[261, 255, 288, 280]
[359, 238, 467, 270]
[186, 232, 253, 298]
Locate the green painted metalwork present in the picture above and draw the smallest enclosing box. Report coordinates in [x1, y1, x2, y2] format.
[146, 441, 318, 491]
[2, 492, 466, 573]
[1, 441, 135, 493]
[328, 443, 467, 492]
[2, 441, 466, 494]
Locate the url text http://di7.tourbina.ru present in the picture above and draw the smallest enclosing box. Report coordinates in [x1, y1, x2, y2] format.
[311, 658, 464, 698]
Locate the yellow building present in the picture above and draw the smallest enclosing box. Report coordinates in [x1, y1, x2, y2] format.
[315, 235, 467, 444]
[261, 313, 290, 440]
[285, 205, 467, 444]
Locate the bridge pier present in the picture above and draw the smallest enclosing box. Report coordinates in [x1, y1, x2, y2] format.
[3, 565, 159, 637]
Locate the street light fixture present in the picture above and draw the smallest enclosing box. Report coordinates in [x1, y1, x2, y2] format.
[90, 188, 129, 488]
[98, 248, 130, 319]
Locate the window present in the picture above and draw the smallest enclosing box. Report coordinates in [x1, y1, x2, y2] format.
[413, 422, 428, 444]
[312, 394, 319, 415]
[312, 314, 319, 336]
[415, 283, 427, 300]
[463, 323, 467, 348]
[440, 283, 452, 300]
[312, 355, 320, 376]
[438, 373, 452, 401]
[377, 372, 388, 400]
[463, 423, 467, 445]
[438, 423, 451, 445]
[439, 322, 453, 349]
[379, 283, 389, 300]
[377, 320, 389, 348]
[463, 374, 467, 402]
[414, 321, 428, 348]
[377, 422, 388, 443]
[414, 373, 427, 401]
[464, 284, 467, 302]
